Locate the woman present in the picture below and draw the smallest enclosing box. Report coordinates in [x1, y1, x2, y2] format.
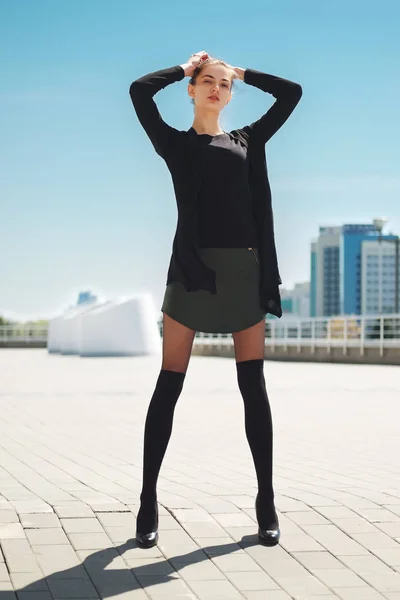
[129, 51, 302, 548]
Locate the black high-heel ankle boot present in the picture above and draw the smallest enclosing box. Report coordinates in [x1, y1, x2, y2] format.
[255, 492, 280, 546]
[135, 495, 159, 548]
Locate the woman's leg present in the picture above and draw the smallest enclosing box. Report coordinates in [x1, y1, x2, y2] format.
[233, 319, 279, 530]
[136, 313, 196, 535]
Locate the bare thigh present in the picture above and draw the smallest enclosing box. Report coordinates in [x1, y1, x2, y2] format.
[232, 318, 266, 363]
[161, 312, 196, 373]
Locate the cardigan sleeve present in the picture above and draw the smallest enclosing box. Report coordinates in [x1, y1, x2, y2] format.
[129, 65, 185, 158]
[241, 68, 302, 144]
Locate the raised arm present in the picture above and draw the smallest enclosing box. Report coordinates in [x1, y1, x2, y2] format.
[236, 67, 302, 144]
[129, 65, 185, 158]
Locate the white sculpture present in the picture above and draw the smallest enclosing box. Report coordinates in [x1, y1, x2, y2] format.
[48, 294, 161, 357]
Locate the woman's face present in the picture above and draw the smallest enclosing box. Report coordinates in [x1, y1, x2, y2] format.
[189, 64, 232, 110]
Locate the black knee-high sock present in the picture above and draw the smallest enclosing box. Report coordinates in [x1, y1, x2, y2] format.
[137, 368, 186, 532]
[236, 358, 278, 529]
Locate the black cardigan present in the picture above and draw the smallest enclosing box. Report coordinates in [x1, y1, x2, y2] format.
[129, 64, 302, 318]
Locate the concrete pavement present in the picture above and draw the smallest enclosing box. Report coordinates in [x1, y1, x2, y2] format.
[1, 349, 400, 599]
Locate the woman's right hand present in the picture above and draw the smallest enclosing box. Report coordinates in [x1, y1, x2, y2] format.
[181, 51, 209, 77]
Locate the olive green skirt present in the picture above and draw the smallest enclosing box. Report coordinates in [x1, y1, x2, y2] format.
[161, 247, 266, 333]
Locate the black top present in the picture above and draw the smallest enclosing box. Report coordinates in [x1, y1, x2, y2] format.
[129, 65, 302, 317]
[193, 131, 258, 248]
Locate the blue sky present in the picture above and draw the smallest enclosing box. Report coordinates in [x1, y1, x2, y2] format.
[1, 0, 399, 321]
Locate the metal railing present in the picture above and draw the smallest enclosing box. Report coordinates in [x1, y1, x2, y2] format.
[193, 314, 400, 357]
[1, 314, 400, 357]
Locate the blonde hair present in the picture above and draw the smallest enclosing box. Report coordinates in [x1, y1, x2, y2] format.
[189, 58, 237, 105]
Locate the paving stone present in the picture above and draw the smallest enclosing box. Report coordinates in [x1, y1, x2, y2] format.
[225, 569, 280, 590]
[0, 541, 41, 574]
[351, 533, 400, 550]
[334, 518, 382, 534]
[221, 526, 258, 543]
[181, 522, 229, 538]
[286, 510, 329, 525]
[25, 529, 70, 545]
[66, 533, 112, 550]
[0, 581, 14, 592]
[96, 513, 136, 527]
[275, 497, 310, 512]
[358, 509, 400, 523]
[157, 514, 183, 530]
[376, 523, 400, 537]
[303, 524, 371, 555]
[125, 557, 177, 576]
[30, 545, 78, 559]
[171, 560, 226, 581]
[316, 507, 359, 519]
[9, 572, 49, 591]
[31, 548, 84, 579]
[100, 526, 134, 543]
[67, 594, 145, 600]
[280, 533, 326, 552]
[193, 538, 242, 557]
[312, 567, 368, 587]
[257, 557, 310, 578]
[0, 562, 10, 581]
[334, 588, 387, 599]
[370, 548, 400, 566]
[37, 559, 88, 580]
[338, 552, 398, 574]
[54, 506, 95, 519]
[131, 575, 192, 596]
[242, 592, 292, 600]
[60, 519, 104, 534]
[291, 550, 345, 570]
[0, 524, 25, 540]
[91, 503, 128, 512]
[360, 571, 400, 592]
[383, 507, 400, 518]
[86, 569, 140, 592]
[211, 552, 263, 572]
[169, 509, 216, 523]
[46, 577, 99, 598]
[0, 513, 18, 525]
[211, 512, 255, 527]
[20, 513, 61, 529]
[179, 578, 244, 599]
[272, 573, 334, 597]
[276, 514, 304, 535]
[9, 503, 52, 514]
[14, 593, 53, 600]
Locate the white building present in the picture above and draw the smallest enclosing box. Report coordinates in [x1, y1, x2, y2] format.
[312, 226, 341, 317]
[280, 282, 310, 319]
[361, 240, 400, 314]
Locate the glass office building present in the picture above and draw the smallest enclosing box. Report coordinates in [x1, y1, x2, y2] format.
[310, 224, 398, 316]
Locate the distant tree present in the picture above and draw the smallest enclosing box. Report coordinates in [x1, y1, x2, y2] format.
[0, 316, 13, 326]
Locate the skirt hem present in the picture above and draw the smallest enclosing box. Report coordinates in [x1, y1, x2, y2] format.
[161, 308, 266, 335]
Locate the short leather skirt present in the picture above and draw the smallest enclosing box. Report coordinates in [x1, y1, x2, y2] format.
[161, 247, 266, 333]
